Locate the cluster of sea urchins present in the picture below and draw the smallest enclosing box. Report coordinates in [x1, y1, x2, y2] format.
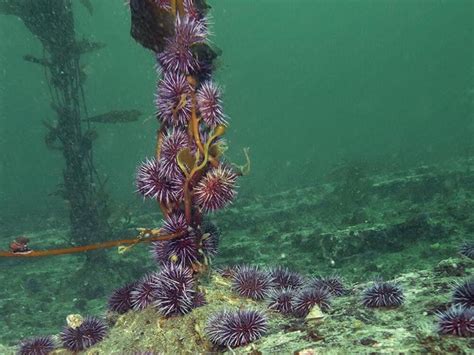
[219, 265, 345, 318]
[108, 262, 203, 318]
[123, 0, 236, 337]
[135, 0, 238, 267]
[436, 279, 474, 337]
[203, 265, 344, 348]
[114, 0, 242, 348]
[17, 316, 108, 354]
[129, 0, 236, 327]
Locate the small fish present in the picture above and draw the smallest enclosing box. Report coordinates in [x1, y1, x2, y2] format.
[85, 110, 142, 124]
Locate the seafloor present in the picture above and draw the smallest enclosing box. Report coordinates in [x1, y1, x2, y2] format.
[1, 156, 473, 353]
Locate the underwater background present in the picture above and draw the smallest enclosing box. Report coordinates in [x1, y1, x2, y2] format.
[0, 0, 473, 352]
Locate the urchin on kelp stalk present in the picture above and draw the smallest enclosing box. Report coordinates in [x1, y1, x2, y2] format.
[130, 0, 249, 273]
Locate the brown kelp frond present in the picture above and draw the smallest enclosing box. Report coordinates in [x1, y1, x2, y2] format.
[232, 147, 251, 176]
[0, 229, 185, 258]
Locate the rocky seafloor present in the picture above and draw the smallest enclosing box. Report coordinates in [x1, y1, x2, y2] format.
[1, 257, 473, 354]
[1, 156, 473, 353]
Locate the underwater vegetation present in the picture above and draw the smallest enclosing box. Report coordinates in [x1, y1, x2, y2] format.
[0, 0, 472, 353]
[0, 0, 113, 258]
[0, 0, 145, 268]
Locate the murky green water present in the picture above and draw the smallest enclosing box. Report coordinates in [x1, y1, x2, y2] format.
[0, 0, 472, 351]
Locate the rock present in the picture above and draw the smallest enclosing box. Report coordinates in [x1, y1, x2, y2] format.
[305, 305, 325, 324]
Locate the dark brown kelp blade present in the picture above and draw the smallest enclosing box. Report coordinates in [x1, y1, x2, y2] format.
[129, 0, 174, 52]
[85, 110, 142, 124]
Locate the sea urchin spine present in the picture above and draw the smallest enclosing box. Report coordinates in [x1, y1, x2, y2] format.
[293, 287, 332, 317]
[231, 265, 273, 301]
[60, 317, 107, 352]
[452, 279, 474, 308]
[18, 336, 55, 355]
[361, 280, 404, 308]
[206, 309, 267, 348]
[108, 282, 137, 314]
[437, 305, 474, 337]
[267, 288, 296, 315]
[194, 165, 238, 212]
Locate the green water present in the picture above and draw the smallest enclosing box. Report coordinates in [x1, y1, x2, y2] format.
[0, 0, 473, 351]
[1, 0, 472, 219]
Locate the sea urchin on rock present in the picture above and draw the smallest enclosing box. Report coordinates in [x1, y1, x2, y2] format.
[231, 265, 273, 301]
[308, 275, 346, 297]
[361, 280, 404, 308]
[153, 263, 196, 317]
[60, 317, 107, 352]
[18, 336, 55, 355]
[452, 279, 474, 308]
[267, 288, 296, 315]
[269, 266, 305, 290]
[293, 287, 332, 317]
[108, 282, 137, 314]
[437, 305, 474, 337]
[206, 309, 267, 348]
[131, 273, 159, 311]
[459, 241, 474, 259]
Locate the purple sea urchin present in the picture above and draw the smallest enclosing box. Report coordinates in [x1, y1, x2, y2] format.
[159, 128, 190, 177]
[162, 212, 188, 235]
[200, 220, 220, 258]
[156, 72, 192, 126]
[131, 273, 159, 311]
[18, 336, 55, 355]
[231, 265, 273, 301]
[60, 317, 107, 352]
[459, 241, 474, 259]
[159, 262, 195, 288]
[293, 287, 332, 317]
[151, 213, 199, 266]
[194, 165, 237, 212]
[152, 233, 199, 266]
[154, 0, 172, 11]
[158, 16, 207, 75]
[269, 266, 305, 290]
[437, 305, 474, 337]
[196, 81, 227, 127]
[193, 291, 207, 308]
[136, 157, 182, 203]
[308, 275, 346, 296]
[206, 309, 267, 348]
[452, 279, 474, 308]
[183, 0, 208, 21]
[267, 288, 295, 315]
[361, 281, 404, 308]
[153, 263, 195, 317]
[108, 282, 136, 314]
